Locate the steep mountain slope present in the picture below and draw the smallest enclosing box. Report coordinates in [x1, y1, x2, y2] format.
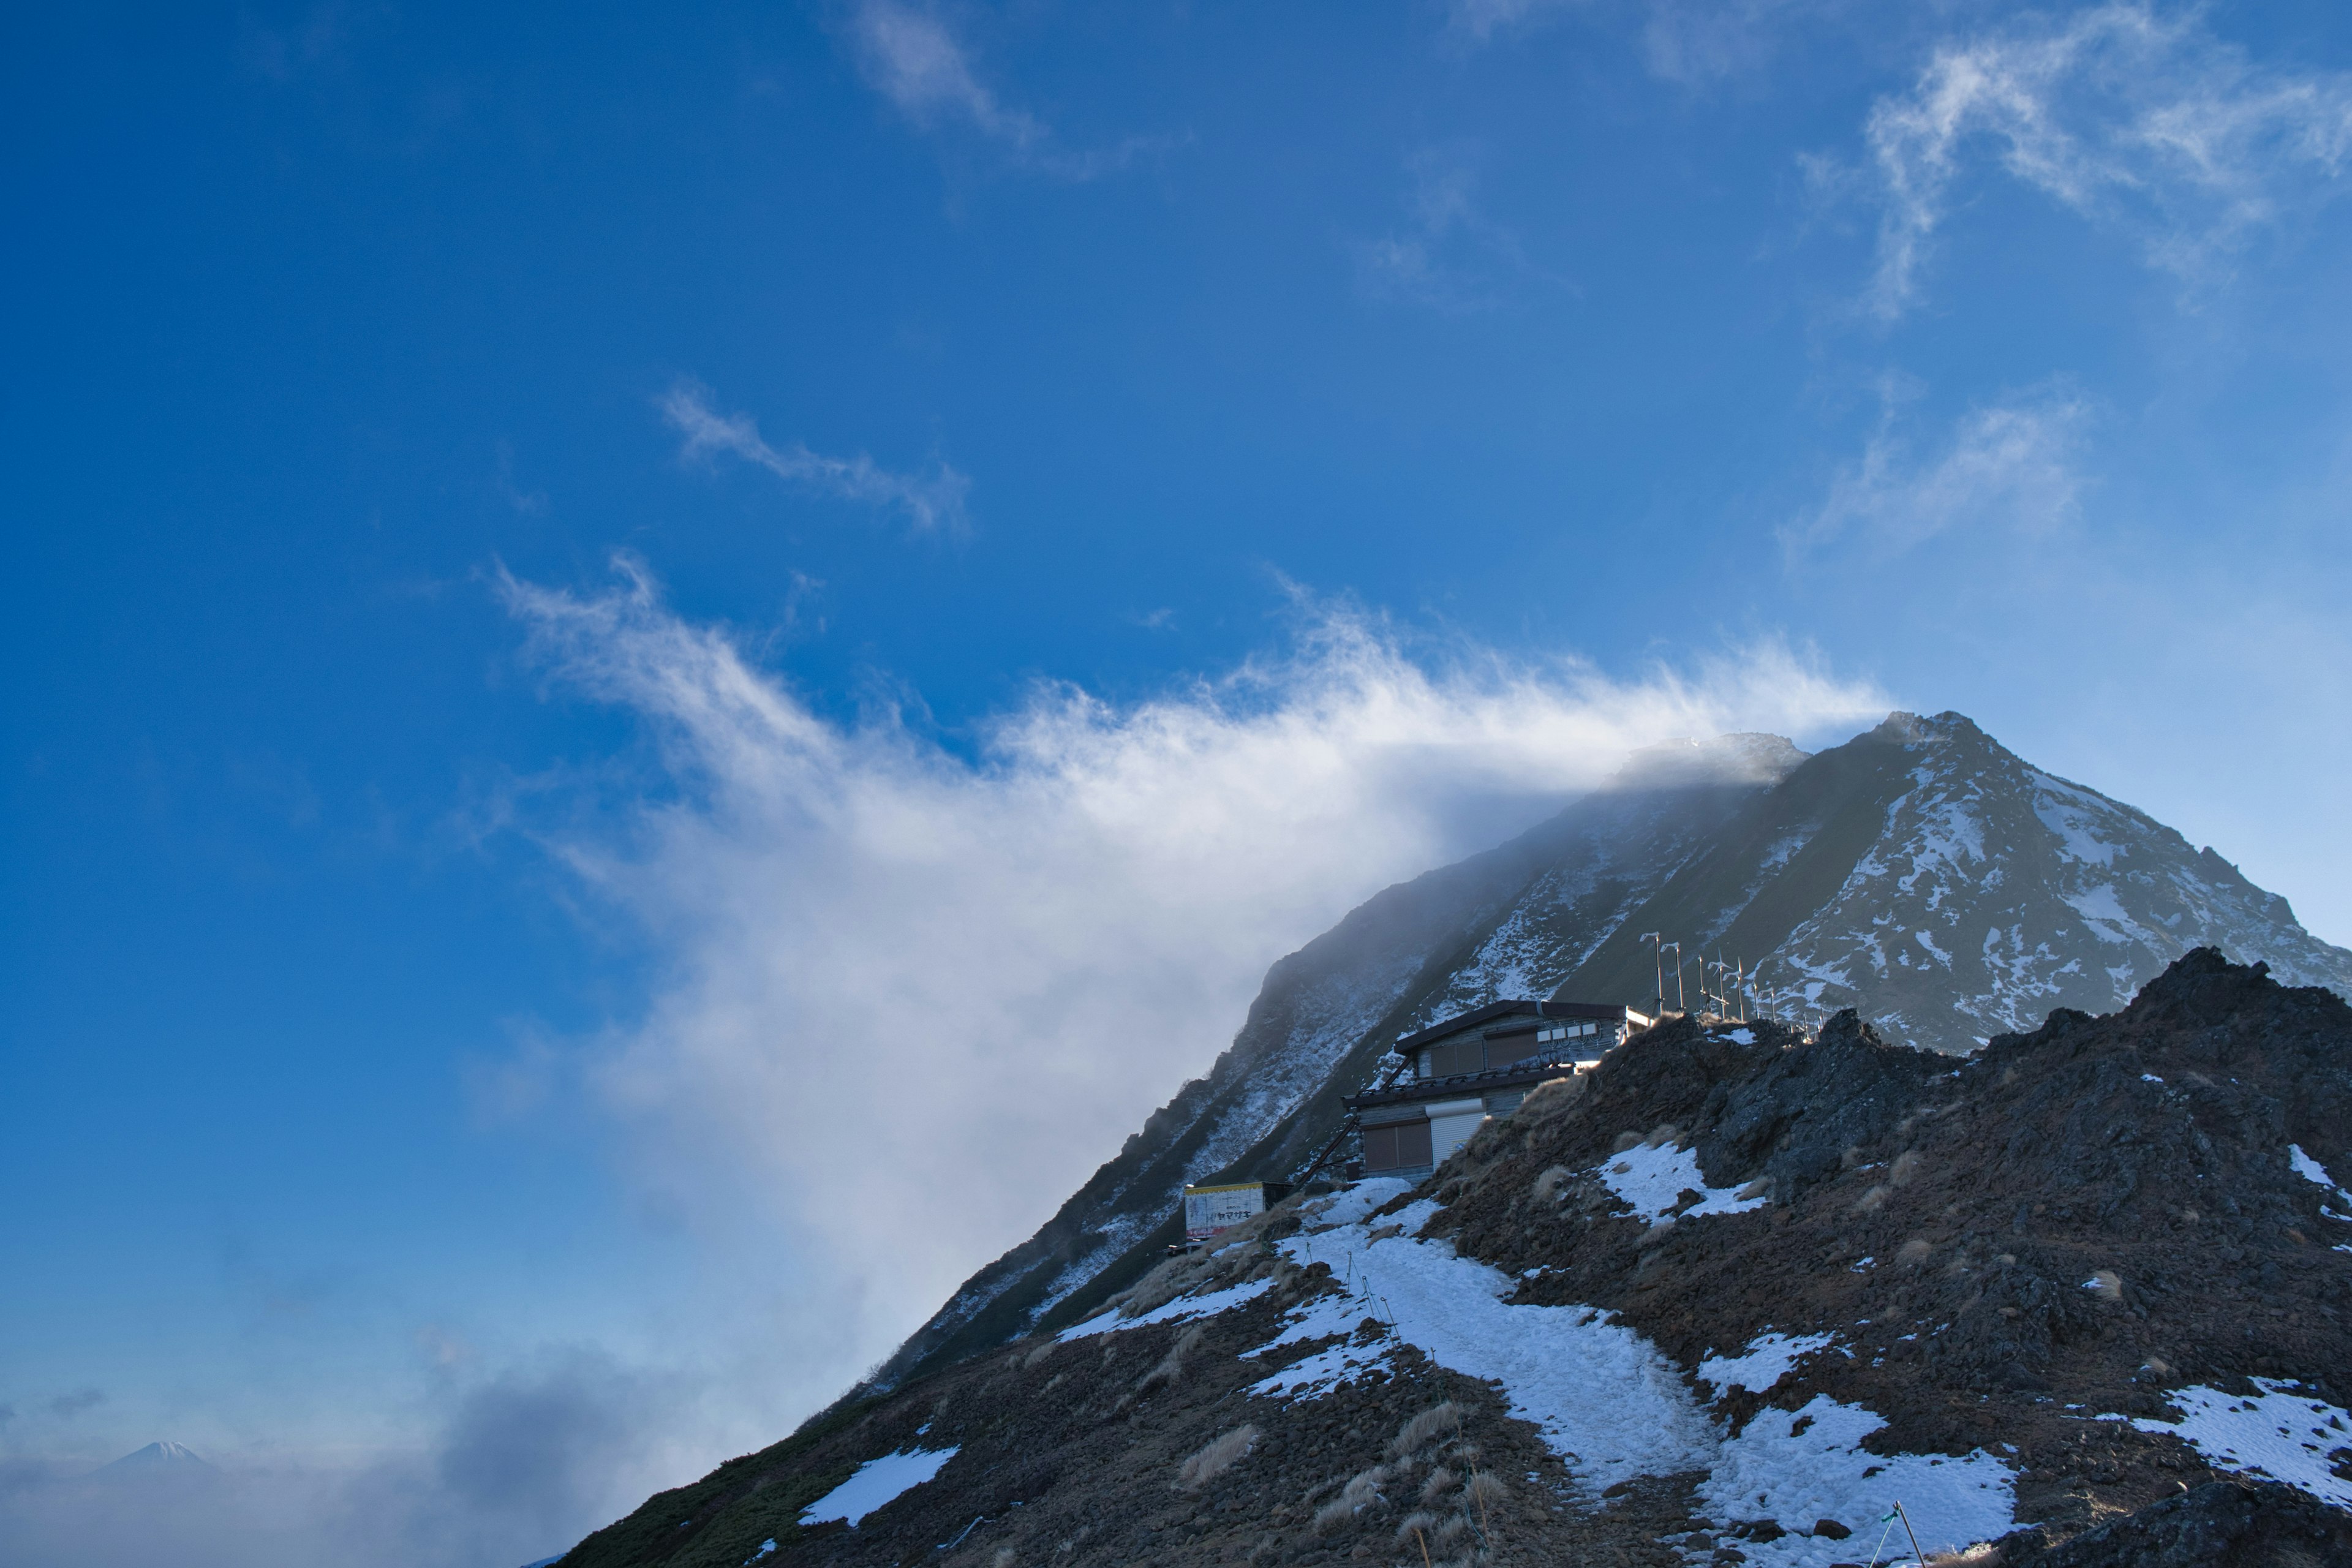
[559, 953, 2352, 1568]
[863, 734, 1808, 1389]
[880, 713, 2352, 1391]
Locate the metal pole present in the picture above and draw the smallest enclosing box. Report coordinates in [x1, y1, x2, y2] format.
[1894, 1501, 1926, 1568]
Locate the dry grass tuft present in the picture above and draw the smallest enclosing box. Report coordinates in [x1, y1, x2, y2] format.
[1642, 1122, 1682, 1148]
[1021, 1340, 1055, 1370]
[1311, 1466, 1390, 1532]
[1530, 1166, 1574, 1203]
[1175, 1423, 1260, 1490]
[1388, 1401, 1465, 1458]
[1462, 1471, 1508, 1512]
[1419, 1465, 1459, 1504]
[1393, 1509, 1442, 1544]
[1889, 1149, 1926, 1186]
[1854, 1184, 1891, 1213]
[1613, 1129, 1643, 1153]
[1137, 1324, 1205, 1392]
[1897, 1237, 1934, 1265]
[1734, 1177, 1771, 1200]
[2087, 1268, 2124, 1302]
[1518, 1074, 1585, 1123]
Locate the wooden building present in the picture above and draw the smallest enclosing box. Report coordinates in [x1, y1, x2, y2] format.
[1348, 1000, 1653, 1181]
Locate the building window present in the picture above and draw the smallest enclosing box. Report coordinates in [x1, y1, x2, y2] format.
[1362, 1120, 1434, 1172]
[1427, 1041, 1483, 1078]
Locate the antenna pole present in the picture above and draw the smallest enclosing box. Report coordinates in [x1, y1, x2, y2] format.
[1894, 1501, 1926, 1568]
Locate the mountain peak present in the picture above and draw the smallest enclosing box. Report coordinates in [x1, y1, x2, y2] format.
[99, 1440, 215, 1474]
[859, 711, 2352, 1394]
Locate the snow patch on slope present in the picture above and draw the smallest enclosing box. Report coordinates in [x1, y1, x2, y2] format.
[1055, 1278, 1273, 1341]
[800, 1447, 960, 1527]
[1246, 1187, 2017, 1554]
[1596, 1142, 1766, 1222]
[2127, 1381, 2352, 1508]
[1698, 1398, 2015, 1567]
[1697, 1332, 1838, 1395]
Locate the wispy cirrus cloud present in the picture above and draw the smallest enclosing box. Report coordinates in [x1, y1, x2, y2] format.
[659, 380, 970, 535]
[1355, 144, 1567, 309]
[845, 1, 1174, 180]
[1858, 3, 2352, 318]
[1786, 380, 2092, 559]
[1446, 0, 1825, 84]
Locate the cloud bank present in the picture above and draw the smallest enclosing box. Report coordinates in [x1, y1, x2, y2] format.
[493, 560, 1888, 1403]
[0, 1349, 693, 1568]
[1861, 2, 2352, 317]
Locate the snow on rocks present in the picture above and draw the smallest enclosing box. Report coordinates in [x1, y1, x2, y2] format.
[1257, 1190, 2017, 1553]
[1697, 1396, 2016, 1568]
[1697, 1332, 1839, 1396]
[1594, 1140, 1766, 1221]
[2290, 1145, 2352, 1212]
[1270, 1205, 1717, 1492]
[2126, 1381, 2352, 1508]
[1054, 1278, 1273, 1341]
[799, 1447, 961, 1527]
[1242, 1281, 1396, 1401]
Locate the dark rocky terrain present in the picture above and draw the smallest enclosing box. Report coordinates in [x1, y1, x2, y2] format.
[557, 951, 2352, 1568]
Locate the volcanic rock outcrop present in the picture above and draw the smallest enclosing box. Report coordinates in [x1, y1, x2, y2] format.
[559, 951, 2352, 1568]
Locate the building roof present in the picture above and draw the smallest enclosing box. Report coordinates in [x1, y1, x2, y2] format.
[1387, 998, 1648, 1056]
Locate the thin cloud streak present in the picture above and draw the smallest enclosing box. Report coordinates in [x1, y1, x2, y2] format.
[492, 559, 1890, 1420]
[660, 380, 970, 534]
[1860, 2, 2352, 318]
[845, 1, 1177, 180]
[1446, 0, 1824, 83]
[1355, 145, 1572, 310]
[1787, 383, 2092, 559]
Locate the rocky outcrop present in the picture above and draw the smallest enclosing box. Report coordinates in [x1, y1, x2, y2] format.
[561, 953, 2352, 1568]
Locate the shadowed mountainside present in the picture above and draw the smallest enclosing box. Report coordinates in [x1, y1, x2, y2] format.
[559, 952, 2352, 1568]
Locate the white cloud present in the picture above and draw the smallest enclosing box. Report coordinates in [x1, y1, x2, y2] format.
[660, 379, 969, 534]
[1861, 3, 2352, 318]
[490, 559, 1888, 1419]
[845, 1, 1172, 180]
[849, 0, 1044, 151]
[1788, 382, 2091, 557]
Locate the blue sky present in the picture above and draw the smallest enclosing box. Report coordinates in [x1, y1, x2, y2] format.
[7, 2, 2352, 1562]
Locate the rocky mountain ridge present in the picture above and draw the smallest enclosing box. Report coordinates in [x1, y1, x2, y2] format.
[556, 951, 2352, 1568]
[875, 713, 2352, 1393]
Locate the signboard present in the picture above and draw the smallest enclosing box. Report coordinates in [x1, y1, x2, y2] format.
[1182, 1181, 1291, 1243]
